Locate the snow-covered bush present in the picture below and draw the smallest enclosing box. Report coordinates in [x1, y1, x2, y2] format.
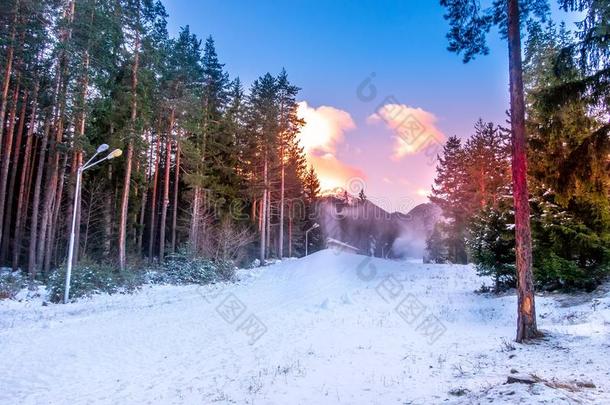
[0, 269, 27, 299]
[467, 206, 516, 292]
[47, 261, 144, 303]
[156, 250, 236, 285]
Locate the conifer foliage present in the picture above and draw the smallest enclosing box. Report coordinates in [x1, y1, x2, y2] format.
[0, 0, 317, 278]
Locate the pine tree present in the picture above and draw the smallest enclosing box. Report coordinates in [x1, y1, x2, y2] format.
[430, 136, 469, 264]
[440, 0, 549, 341]
[276, 68, 304, 257]
[425, 223, 447, 264]
[524, 19, 610, 290]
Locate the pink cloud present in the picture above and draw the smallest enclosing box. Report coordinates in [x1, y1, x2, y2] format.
[297, 101, 364, 191]
[367, 104, 446, 158]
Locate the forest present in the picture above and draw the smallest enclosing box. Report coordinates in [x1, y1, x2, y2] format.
[2, 1, 610, 403]
[0, 0, 322, 290]
[428, 12, 610, 293]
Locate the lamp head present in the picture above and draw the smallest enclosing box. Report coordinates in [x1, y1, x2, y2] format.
[97, 144, 110, 153]
[106, 149, 123, 160]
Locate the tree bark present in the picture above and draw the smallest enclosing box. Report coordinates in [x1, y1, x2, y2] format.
[0, 0, 19, 152]
[118, 11, 140, 270]
[103, 164, 113, 258]
[159, 108, 174, 262]
[171, 137, 180, 253]
[13, 81, 38, 271]
[137, 140, 150, 255]
[1, 87, 28, 261]
[288, 203, 293, 257]
[148, 130, 160, 261]
[65, 39, 91, 266]
[189, 186, 200, 252]
[279, 155, 285, 258]
[28, 114, 51, 276]
[507, 0, 538, 342]
[259, 154, 267, 263]
[35, 0, 74, 277]
[45, 153, 67, 273]
[0, 73, 21, 255]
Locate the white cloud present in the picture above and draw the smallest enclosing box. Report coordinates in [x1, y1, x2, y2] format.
[367, 104, 445, 158]
[297, 101, 356, 154]
[297, 101, 364, 190]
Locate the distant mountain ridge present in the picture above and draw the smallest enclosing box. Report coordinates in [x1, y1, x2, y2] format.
[315, 190, 441, 259]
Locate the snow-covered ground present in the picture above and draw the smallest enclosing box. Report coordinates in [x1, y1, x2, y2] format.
[1, 250, 609, 404]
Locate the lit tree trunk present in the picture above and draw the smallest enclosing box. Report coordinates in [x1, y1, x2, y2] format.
[159, 108, 174, 262]
[137, 138, 151, 254]
[148, 131, 160, 261]
[13, 81, 38, 271]
[28, 114, 51, 276]
[1, 87, 28, 261]
[507, 0, 538, 342]
[0, 73, 21, 254]
[279, 155, 285, 258]
[118, 14, 140, 270]
[259, 154, 268, 263]
[103, 164, 113, 258]
[0, 0, 19, 152]
[46, 154, 67, 273]
[36, 0, 74, 277]
[189, 187, 200, 251]
[65, 37, 91, 266]
[266, 189, 271, 257]
[288, 203, 293, 257]
[171, 137, 180, 253]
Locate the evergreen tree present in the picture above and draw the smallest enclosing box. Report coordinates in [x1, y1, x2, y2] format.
[358, 189, 367, 203]
[440, 0, 549, 341]
[430, 136, 469, 264]
[524, 20, 610, 290]
[425, 223, 448, 264]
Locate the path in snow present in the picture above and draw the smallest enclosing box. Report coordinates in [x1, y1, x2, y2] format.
[1, 250, 609, 404]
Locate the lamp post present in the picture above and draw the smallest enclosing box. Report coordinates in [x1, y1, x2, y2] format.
[64, 144, 122, 304]
[305, 223, 320, 257]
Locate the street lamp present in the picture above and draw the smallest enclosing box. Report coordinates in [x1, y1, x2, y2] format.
[64, 144, 122, 304]
[305, 223, 320, 257]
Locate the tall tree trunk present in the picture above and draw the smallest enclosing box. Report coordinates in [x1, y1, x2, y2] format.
[46, 153, 67, 273]
[28, 114, 51, 276]
[0, 0, 19, 151]
[1, 87, 28, 261]
[0, 73, 21, 256]
[189, 186, 200, 251]
[137, 145, 150, 255]
[148, 131, 160, 261]
[118, 14, 140, 270]
[13, 81, 38, 271]
[0, 73, 21, 255]
[159, 108, 174, 262]
[288, 203, 293, 257]
[279, 156, 285, 258]
[35, 0, 74, 277]
[507, 0, 538, 342]
[103, 164, 113, 258]
[259, 154, 268, 263]
[171, 138, 180, 253]
[266, 189, 271, 257]
[65, 42, 91, 266]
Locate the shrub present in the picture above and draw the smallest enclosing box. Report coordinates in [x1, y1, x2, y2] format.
[467, 206, 516, 292]
[47, 260, 144, 303]
[0, 270, 27, 300]
[159, 250, 236, 285]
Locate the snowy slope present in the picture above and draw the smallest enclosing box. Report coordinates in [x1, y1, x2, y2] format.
[1, 250, 609, 404]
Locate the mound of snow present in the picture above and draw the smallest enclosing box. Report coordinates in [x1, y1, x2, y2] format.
[1, 250, 609, 404]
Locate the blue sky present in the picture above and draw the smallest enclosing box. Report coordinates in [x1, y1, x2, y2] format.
[164, 0, 578, 211]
